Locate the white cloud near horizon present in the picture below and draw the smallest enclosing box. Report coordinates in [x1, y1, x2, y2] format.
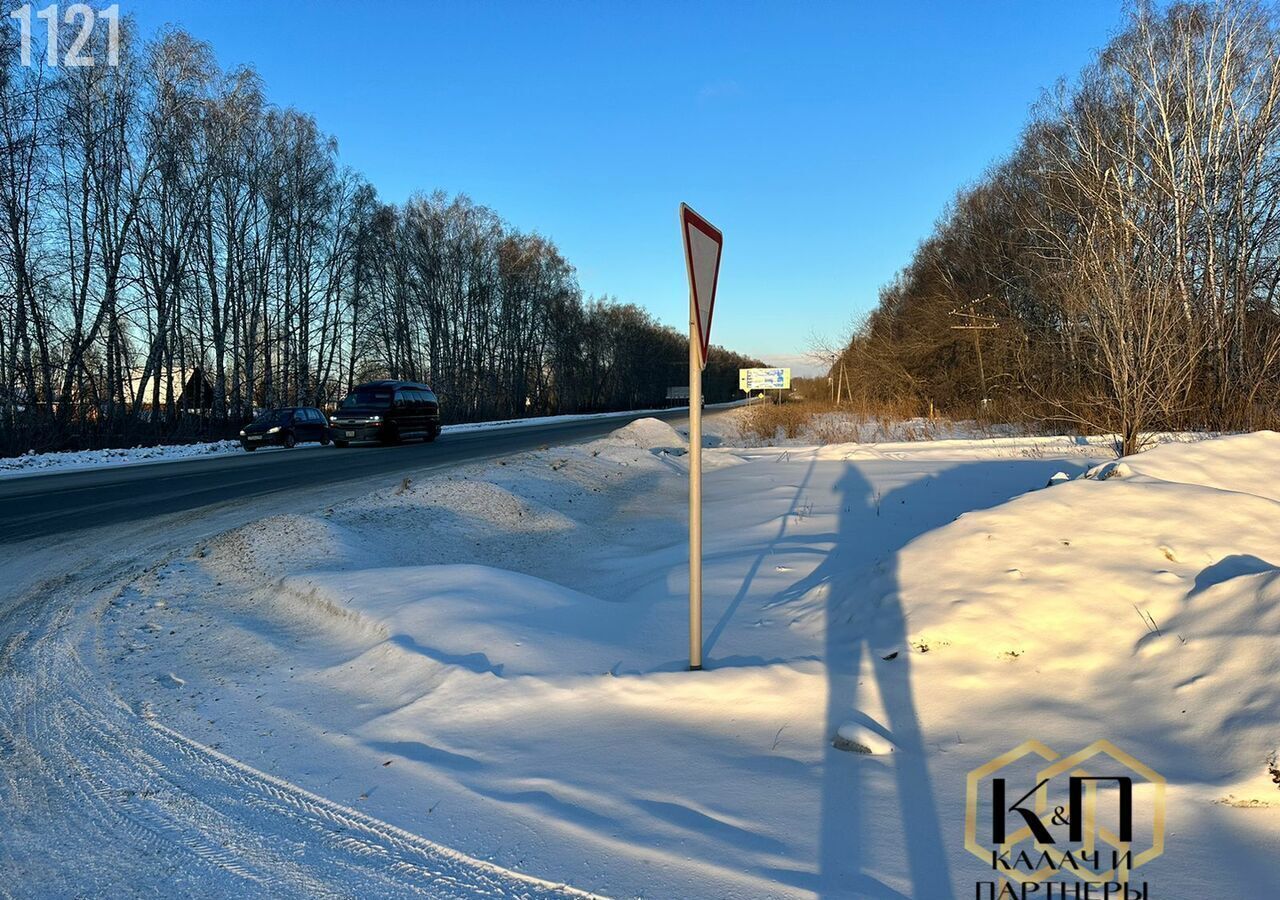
[749, 353, 828, 378]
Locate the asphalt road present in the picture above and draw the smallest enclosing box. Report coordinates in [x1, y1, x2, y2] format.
[0, 406, 722, 545]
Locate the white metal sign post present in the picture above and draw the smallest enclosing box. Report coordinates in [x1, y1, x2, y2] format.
[679, 203, 722, 671]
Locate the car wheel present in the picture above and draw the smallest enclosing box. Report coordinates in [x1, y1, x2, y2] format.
[283, 431, 296, 449]
[424, 426, 438, 443]
[320, 433, 331, 446]
[242, 443, 256, 452]
[380, 425, 400, 445]
[333, 440, 349, 448]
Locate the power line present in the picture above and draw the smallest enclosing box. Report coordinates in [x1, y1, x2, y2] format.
[948, 296, 1000, 399]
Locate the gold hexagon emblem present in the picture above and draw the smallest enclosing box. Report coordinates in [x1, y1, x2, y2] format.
[965, 739, 1166, 888]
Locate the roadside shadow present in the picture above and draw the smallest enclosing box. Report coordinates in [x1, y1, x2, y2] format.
[704, 457, 819, 658]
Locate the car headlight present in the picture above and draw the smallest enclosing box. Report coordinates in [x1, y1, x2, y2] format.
[368, 415, 381, 423]
[268, 426, 281, 434]
[239, 430, 246, 437]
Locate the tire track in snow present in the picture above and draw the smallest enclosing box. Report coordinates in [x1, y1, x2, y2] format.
[0, 554, 596, 898]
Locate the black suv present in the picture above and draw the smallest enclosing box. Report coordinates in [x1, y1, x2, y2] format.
[330, 381, 441, 447]
[240, 407, 331, 451]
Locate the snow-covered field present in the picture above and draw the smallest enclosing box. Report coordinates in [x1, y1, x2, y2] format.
[3, 417, 1278, 897]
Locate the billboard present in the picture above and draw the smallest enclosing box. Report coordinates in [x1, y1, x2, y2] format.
[739, 367, 791, 391]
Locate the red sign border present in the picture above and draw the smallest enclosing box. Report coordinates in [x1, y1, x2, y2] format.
[680, 203, 722, 368]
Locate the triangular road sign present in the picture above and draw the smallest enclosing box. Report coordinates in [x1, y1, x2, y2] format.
[680, 203, 722, 370]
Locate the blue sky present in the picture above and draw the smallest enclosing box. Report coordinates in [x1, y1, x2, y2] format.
[126, 0, 1125, 372]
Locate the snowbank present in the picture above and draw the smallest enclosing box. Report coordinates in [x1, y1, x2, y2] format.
[892, 431, 1280, 811]
[0, 439, 249, 477]
[608, 415, 687, 450]
[277, 565, 660, 677]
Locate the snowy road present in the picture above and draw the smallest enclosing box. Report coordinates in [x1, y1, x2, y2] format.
[0, 537, 590, 897]
[0, 406, 722, 545]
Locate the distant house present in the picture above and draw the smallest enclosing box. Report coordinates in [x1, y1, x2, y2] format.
[129, 367, 215, 414]
[177, 368, 215, 412]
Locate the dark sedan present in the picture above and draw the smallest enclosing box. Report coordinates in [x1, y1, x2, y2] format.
[239, 407, 331, 451]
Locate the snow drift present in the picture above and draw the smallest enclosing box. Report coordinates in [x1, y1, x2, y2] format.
[893, 432, 1280, 809]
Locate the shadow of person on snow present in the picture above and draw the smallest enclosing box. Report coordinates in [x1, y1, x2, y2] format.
[701, 453, 1092, 897]
[785, 462, 954, 898]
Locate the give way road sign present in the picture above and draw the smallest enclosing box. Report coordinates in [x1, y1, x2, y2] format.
[680, 203, 723, 369]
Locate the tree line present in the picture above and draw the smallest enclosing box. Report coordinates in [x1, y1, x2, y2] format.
[0, 21, 759, 454]
[836, 0, 1280, 453]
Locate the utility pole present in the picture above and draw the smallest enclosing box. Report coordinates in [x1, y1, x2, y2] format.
[949, 296, 999, 403]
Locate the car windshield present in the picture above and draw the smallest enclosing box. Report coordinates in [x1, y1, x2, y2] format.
[340, 389, 393, 409]
[252, 409, 292, 425]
